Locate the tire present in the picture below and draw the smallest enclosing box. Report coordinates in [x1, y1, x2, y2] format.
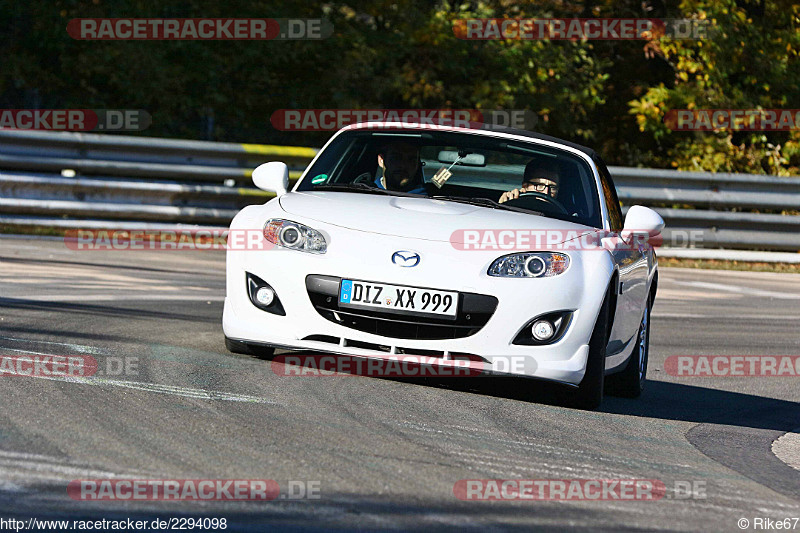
[224, 336, 275, 359]
[607, 296, 651, 398]
[571, 285, 613, 410]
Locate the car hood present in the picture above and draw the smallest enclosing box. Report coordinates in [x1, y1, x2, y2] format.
[279, 192, 598, 244]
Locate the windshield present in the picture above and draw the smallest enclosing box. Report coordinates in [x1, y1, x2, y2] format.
[297, 130, 602, 228]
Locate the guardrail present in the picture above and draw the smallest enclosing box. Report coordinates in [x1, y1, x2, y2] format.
[1, 130, 799, 253]
[612, 167, 800, 252]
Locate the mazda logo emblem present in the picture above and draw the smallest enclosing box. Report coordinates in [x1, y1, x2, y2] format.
[391, 251, 420, 267]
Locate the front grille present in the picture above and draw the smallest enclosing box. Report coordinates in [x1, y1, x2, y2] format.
[299, 336, 486, 362]
[305, 275, 498, 340]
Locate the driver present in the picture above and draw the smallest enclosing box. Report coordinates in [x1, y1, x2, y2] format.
[499, 159, 560, 203]
[375, 142, 427, 194]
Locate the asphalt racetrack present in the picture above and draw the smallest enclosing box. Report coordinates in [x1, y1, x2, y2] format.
[0, 236, 798, 531]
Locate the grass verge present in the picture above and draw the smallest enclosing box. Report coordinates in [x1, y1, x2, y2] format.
[0, 225, 65, 237]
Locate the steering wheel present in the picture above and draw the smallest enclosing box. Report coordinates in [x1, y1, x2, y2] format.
[504, 190, 569, 215]
[352, 172, 375, 185]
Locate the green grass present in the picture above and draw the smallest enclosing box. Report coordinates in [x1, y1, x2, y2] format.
[0, 224, 66, 237]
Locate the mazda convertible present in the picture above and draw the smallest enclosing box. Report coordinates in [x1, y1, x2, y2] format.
[223, 121, 663, 409]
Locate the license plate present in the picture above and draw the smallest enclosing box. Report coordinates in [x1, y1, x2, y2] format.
[339, 280, 458, 319]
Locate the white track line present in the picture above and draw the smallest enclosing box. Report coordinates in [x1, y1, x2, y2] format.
[652, 313, 800, 320]
[772, 429, 800, 471]
[0, 335, 109, 355]
[682, 281, 800, 300]
[1, 371, 278, 405]
[1, 294, 225, 302]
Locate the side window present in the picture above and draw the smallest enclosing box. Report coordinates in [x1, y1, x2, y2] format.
[595, 157, 623, 232]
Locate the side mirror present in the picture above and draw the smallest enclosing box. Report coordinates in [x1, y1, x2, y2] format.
[621, 205, 664, 243]
[252, 162, 289, 196]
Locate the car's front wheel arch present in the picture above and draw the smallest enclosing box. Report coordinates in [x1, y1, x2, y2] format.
[571, 276, 616, 410]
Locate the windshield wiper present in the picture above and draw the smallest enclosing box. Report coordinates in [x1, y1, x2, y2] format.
[313, 183, 392, 195]
[314, 183, 424, 197]
[431, 195, 538, 214]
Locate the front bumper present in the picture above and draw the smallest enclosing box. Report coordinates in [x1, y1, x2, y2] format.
[223, 231, 613, 386]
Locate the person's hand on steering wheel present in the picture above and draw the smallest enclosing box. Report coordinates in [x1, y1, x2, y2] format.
[353, 171, 375, 184]
[498, 187, 526, 203]
[500, 178, 559, 203]
[499, 178, 569, 214]
[509, 190, 569, 214]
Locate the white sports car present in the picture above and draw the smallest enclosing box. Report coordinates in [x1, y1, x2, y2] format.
[223, 122, 663, 409]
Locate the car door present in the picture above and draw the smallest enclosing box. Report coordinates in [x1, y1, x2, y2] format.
[595, 157, 648, 356]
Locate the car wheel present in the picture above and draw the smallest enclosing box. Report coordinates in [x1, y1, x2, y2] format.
[224, 336, 275, 359]
[571, 285, 612, 410]
[607, 297, 651, 398]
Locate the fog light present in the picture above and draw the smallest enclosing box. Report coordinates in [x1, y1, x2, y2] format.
[531, 320, 555, 341]
[255, 286, 275, 306]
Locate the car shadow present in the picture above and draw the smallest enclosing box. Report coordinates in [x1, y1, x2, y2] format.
[408, 375, 798, 432]
[269, 351, 799, 433]
[0, 484, 607, 532]
[602, 380, 799, 432]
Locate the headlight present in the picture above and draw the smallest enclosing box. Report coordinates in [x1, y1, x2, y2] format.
[487, 252, 570, 278]
[263, 219, 327, 254]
